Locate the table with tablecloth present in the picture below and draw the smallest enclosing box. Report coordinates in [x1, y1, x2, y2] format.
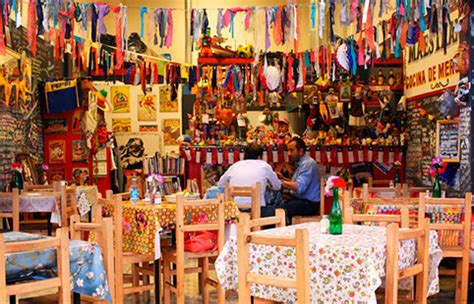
[215, 222, 443, 303]
[3, 231, 111, 302]
[102, 201, 240, 258]
[0, 192, 61, 224]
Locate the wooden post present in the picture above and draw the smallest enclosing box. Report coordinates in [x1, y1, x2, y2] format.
[237, 213, 251, 304]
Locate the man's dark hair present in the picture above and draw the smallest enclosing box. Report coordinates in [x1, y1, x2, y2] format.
[244, 143, 263, 160]
[289, 137, 306, 152]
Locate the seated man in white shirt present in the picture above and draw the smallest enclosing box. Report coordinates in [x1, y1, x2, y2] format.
[218, 143, 282, 217]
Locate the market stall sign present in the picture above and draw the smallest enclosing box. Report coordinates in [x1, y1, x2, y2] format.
[403, 11, 460, 99]
[436, 120, 460, 162]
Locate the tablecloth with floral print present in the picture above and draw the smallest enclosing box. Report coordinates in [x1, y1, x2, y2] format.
[3, 231, 111, 302]
[215, 222, 442, 303]
[102, 201, 240, 256]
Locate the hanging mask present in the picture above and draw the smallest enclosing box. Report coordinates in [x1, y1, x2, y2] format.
[437, 90, 458, 117]
[454, 78, 470, 106]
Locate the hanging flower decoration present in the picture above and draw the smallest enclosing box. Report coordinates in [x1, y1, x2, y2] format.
[394, 160, 402, 168]
[11, 162, 22, 172]
[429, 157, 447, 177]
[324, 176, 347, 196]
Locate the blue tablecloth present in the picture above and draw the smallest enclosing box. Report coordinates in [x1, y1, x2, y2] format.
[3, 231, 111, 302]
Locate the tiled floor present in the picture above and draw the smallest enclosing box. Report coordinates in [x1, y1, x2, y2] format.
[12, 228, 460, 303]
[17, 275, 457, 303]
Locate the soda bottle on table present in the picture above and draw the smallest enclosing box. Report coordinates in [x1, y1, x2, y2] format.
[129, 174, 140, 203]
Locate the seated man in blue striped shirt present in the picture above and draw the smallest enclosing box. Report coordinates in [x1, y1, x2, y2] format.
[278, 137, 321, 224]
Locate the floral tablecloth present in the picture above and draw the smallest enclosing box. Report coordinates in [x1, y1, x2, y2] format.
[103, 201, 240, 257]
[3, 231, 111, 302]
[215, 223, 442, 303]
[0, 193, 61, 224]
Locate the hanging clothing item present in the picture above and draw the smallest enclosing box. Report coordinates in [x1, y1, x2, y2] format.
[36, 1, 44, 35]
[311, 2, 317, 29]
[44, 79, 81, 114]
[95, 4, 109, 41]
[319, 0, 325, 39]
[201, 9, 209, 34]
[192, 9, 201, 44]
[216, 8, 224, 37]
[81, 3, 88, 31]
[165, 9, 173, 47]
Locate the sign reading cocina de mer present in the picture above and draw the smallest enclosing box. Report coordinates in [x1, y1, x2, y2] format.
[403, 10, 461, 99]
[436, 120, 460, 162]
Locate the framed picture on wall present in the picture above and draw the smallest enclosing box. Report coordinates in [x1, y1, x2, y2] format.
[16, 153, 38, 184]
[72, 140, 88, 162]
[48, 140, 66, 164]
[44, 118, 68, 134]
[162, 119, 181, 145]
[49, 167, 65, 181]
[72, 167, 89, 185]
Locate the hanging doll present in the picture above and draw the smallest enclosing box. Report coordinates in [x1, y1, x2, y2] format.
[349, 86, 365, 127]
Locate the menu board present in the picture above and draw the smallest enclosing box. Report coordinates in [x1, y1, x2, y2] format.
[436, 120, 460, 162]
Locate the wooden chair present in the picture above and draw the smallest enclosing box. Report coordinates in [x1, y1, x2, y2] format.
[418, 192, 472, 304]
[344, 193, 410, 228]
[0, 228, 71, 303]
[60, 183, 78, 227]
[237, 213, 310, 304]
[95, 191, 155, 304]
[224, 181, 261, 220]
[162, 194, 225, 304]
[0, 188, 19, 231]
[362, 183, 402, 199]
[402, 184, 432, 197]
[70, 215, 115, 303]
[385, 218, 430, 304]
[291, 178, 352, 225]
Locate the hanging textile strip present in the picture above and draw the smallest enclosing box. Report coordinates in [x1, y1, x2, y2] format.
[319, 0, 325, 39]
[274, 6, 283, 46]
[201, 9, 209, 34]
[91, 3, 97, 42]
[311, 2, 316, 29]
[36, 1, 44, 35]
[0, 1, 5, 55]
[81, 3, 88, 31]
[108, 5, 123, 70]
[27, 0, 37, 56]
[165, 9, 173, 48]
[95, 4, 109, 41]
[329, 0, 335, 42]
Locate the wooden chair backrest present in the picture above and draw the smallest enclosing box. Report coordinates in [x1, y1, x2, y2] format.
[368, 177, 392, 187]
[402, 184, 432, 197]
[23, 183, 54, 192]
[237, 214, 310, 303]
[0, 188, 20, 231]
[362, 183, 402, 199]
[175, 193, 225, 255]
[246, 209, 286, 231]
[70, 215, 115, 303]
[418, 192, 472, 255]
[0, 228, 71, 303]
[224, 181, 261, 220]
[344, 193, 410, 228]
[60, 184, 78, 227]
[385, 218, 430, 303]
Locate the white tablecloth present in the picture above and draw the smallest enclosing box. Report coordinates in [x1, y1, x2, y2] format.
[0, 193, 60, 224]
[215, 222, 442, 303]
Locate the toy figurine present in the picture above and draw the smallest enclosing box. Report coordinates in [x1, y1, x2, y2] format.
[377, 70, 385, 85]
[325, 87, 340, 120]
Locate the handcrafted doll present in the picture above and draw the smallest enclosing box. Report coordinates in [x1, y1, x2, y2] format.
[325, 87, 340, 120]
[349, 87, 366, 127]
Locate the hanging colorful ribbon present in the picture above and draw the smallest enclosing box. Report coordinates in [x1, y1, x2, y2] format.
[329, 0, 335, 43]
[140, 7, 147, 38]
[274, 6, 283, 45]
[311, 2, 316, 29]
[95, 4, 109, 42]
[319, 0, 325, 39]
